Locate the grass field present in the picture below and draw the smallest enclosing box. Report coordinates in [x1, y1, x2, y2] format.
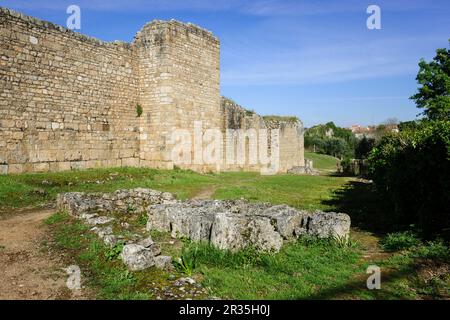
[304, 151, 340, 172]
[0, 165, 349, 213]
[1, 157, 448, 300]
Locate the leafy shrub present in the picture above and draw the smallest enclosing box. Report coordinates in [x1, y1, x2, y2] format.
[305, 122, 356, 159]
[413, 241, 450, 262]
[368, 120, 450, 239]
[381, 231, 422, 251]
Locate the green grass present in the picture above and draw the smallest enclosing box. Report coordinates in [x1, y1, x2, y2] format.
[304, 152, 340, 172]
[341, 240, 450, 300]
[45, 211, 182, 300]
[181, 239, 362, 299]
[213, 173, 350, 211]
[0, 167, 352, 212]
[46, 210, 450, 300]
[4, 167, 448, 300]
[0, 167, 215, 210]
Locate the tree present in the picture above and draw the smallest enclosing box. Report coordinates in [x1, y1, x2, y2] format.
[355, 136, 375, 159]
[383, 117, 399, 125]
[410, 40, 450, 120]
[304, 122, 356, 159]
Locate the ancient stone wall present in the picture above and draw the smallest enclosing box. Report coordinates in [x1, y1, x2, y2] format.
[57, 188, 351, 254]
[221, 97, 305, 172]
[0, 7, 304, 175]
[0, 7, 140, 174]
[133, 20, 221, 171]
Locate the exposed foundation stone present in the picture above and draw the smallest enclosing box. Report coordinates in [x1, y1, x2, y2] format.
[57, 189, 351, 254]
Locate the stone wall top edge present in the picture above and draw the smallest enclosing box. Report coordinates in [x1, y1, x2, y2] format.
[133, 18, 220, 44]
[221, 96, 302, 128]
[0, 6, 132, 49]
[1, 7, 219, 48]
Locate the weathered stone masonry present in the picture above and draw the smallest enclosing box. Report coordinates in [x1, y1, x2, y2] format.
[0, 7, 304, 174]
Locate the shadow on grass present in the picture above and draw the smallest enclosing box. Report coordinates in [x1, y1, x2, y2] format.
[304, 262, 417, 300]
[322, 180, 397, 235]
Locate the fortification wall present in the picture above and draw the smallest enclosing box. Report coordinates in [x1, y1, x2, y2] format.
[0, 7, 304, 175]
[0, 8, 140, 174]
[221, 97, 305, 173]
[133, 20, 221, 171]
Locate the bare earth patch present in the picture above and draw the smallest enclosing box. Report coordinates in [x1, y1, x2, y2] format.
[0, 209, 90, 300]
[192, 186, 217, 200]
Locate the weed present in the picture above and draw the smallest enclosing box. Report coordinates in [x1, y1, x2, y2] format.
[105, 242, 125, 261]
[381, 231, 422, 251]
[175, 245, 198, 276]
[137, 213, 148, 227]
[413, 241, 450, 262]
[136, 104, 143, 117]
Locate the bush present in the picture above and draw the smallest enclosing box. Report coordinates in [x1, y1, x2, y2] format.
[381, 231, 422, 251]
[413, 241, 450, 262]
[368, 120, 450, 239]
[305, 122, 356, 159]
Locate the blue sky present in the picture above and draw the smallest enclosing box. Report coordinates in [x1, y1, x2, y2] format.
[2, 0, 449, 127]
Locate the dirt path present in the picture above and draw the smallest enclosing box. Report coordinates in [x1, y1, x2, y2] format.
[192, 186, 217, 200]
[0, 209, 89, 300]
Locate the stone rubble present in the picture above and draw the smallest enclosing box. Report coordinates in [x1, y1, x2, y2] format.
[146, 200, 351, 252]
[288, 160, 320, 175]
[57, 188, 351, 271]
[121, 244, 156, 271]
[57, 188, 176, 216]
[57, 188, 177, 272]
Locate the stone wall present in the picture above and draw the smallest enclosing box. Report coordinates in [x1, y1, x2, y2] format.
[0, 7, 304, 175]
[0, 7, 140, 174]
[133, 20, 221, 171]
[221, 97, 305, 172]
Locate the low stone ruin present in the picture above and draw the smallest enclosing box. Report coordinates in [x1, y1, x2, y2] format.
[288, 159, 320, 175]
[57, 188, 176, 271]
[57, 188, 351, 271]
[147, 200, 350, 252]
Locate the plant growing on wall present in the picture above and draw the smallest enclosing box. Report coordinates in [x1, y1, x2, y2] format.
[136, 103, 143, 117]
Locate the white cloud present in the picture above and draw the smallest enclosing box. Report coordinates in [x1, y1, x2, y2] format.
[221, 25, 447, 86]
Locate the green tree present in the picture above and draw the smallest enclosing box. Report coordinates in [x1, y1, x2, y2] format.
[355, 136, 375, 159]
[304, 122, 356, 159]
[410, 40, 450, 120]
